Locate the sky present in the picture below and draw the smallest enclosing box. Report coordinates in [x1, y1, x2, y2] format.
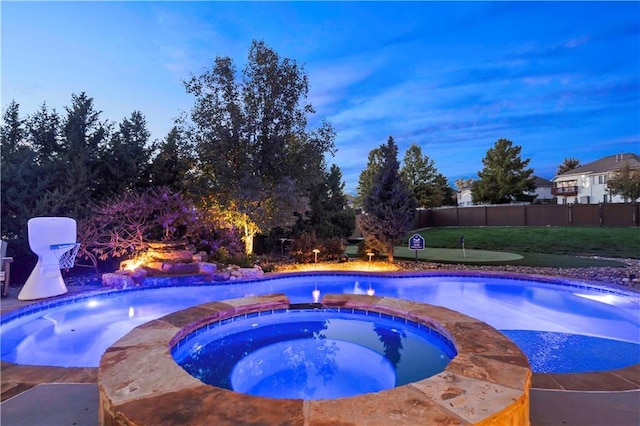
[2, 1, 639, 194]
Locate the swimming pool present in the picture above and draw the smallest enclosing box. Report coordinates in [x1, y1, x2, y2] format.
[2, 272, 639, 372]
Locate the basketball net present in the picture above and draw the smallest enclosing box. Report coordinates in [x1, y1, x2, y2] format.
[50, 243, 80, 270]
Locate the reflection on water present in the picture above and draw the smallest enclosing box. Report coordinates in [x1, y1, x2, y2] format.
[173, 309, 453, 400]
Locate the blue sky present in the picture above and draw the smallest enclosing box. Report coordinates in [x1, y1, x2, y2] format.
[2, 1, 639, 194]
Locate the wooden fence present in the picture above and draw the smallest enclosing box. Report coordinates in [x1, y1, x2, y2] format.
[414, 203, 639, 228]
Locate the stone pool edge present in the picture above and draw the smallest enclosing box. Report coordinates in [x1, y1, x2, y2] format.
[97, 293, 531, 425]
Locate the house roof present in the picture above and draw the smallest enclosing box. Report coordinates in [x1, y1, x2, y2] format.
[553, 153, 640, 180]
[533, 176, 552, 187]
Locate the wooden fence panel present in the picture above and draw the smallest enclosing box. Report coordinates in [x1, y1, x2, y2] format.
[487, 205, 526, 226]
[601, 203, 637, 226]
[417, 203, 637, 228]
[571, 204, 600, 226]
[458, 207, 486, 226]
[526, 205, 569, 226]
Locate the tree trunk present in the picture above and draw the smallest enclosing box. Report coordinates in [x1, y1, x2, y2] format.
[243, 223, 255, 254]
[387, 244, 394, 263]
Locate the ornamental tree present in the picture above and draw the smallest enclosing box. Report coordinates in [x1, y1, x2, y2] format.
[607, 161, 640, 202]
[358, 137, 417, 262]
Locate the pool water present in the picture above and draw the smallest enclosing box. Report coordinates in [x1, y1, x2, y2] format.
[172, 308, 456, 400]
[501, 330, 640, 373]
[2, 273, 639, 373]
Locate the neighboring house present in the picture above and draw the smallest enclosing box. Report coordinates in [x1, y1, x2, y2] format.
[527, 176, 554, 203]
[456, 188, 474, 206]
[551, 153, 640, 204]
[456, 175, 553, 206]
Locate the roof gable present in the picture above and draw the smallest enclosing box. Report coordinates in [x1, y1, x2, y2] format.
[554, 153, 640, 179]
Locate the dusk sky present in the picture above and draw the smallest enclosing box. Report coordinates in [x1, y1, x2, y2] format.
[3, 1, 639, 194]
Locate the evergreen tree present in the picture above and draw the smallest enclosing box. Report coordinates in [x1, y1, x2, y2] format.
[435, 173, 457, 206]
[557, 157, 581, 175]
[355, 147, 383, 209]
[294, 164, 355, 239]
[1, 101, 32, 245]
[45, 92, 111, 217]
[359, 137, 416, 262]
[148, 126, 194, 192]
[99, 110, 152, 197]
[401, 143, 446, 207]
[473, 138, 535, 204]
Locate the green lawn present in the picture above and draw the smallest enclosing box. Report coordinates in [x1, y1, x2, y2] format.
[408, 226, 640, 259]
[347, 226, 639, 268]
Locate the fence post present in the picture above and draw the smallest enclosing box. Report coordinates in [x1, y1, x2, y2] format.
[599, 203, 603, 226]
[568, 204, 573, 225]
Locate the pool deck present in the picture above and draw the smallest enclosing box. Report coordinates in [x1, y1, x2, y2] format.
[1, 281, 639, 425]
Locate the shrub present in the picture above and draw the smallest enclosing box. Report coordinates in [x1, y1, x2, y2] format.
[290, 232, 319, 263]
[321, 237, 345, 260]
[77, 187, 244, 270]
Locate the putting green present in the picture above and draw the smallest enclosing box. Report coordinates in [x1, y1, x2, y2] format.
[345, 246, 522, 263]
[394, 247, 523, 263]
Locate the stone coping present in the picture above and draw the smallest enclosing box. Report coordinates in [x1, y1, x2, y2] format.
[98, 294, 531, 425]
[2, 270, 639, 400]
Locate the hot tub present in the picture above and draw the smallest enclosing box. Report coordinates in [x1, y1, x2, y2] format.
[98, 294, 531, 425]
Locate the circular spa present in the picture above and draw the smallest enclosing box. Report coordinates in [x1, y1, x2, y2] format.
[171, 305, 457, 400]
[98, 294, 531, 425]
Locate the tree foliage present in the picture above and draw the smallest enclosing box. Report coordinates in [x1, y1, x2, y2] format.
[148, 126, 195, 192]
[293, 164, 355, 239]
[0, 95, 158, 279]
[98, 110, 152, 198]
[455, 178, 476, 191]
[355, 147, 383, 209]
[473, 138, 536, 204]
[607, 161, 640, 202]
[401, 143, 455, 207]
[183, 40, 335, 253]
[557, 157, 581, 175]
[358, 137, 417, 262]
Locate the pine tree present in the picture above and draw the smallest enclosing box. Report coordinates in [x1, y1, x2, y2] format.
[473, 138, 535, 204]
[359, 137, 417, 262]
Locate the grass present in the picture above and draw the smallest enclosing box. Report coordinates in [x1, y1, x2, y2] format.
[346, 226, 640, 268]
[408, 226, 640, 259]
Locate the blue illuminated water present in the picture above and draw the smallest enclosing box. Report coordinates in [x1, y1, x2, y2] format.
[1, 273, 639, 373]
[172, 309, 456, 400]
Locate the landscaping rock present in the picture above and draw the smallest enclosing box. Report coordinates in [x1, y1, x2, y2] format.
[102, 273, 135, 289]
[198, 262, 217, 275]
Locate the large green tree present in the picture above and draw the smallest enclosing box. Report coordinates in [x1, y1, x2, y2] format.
[401, 143, 451, 208]
[607, 161, 640, 202]
[184, 40, 335, 253]
[358, 137, 417, 262]
[473, 138, 536, 204]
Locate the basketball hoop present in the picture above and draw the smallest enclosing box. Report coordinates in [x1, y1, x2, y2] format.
[50, 243, 80, 270]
